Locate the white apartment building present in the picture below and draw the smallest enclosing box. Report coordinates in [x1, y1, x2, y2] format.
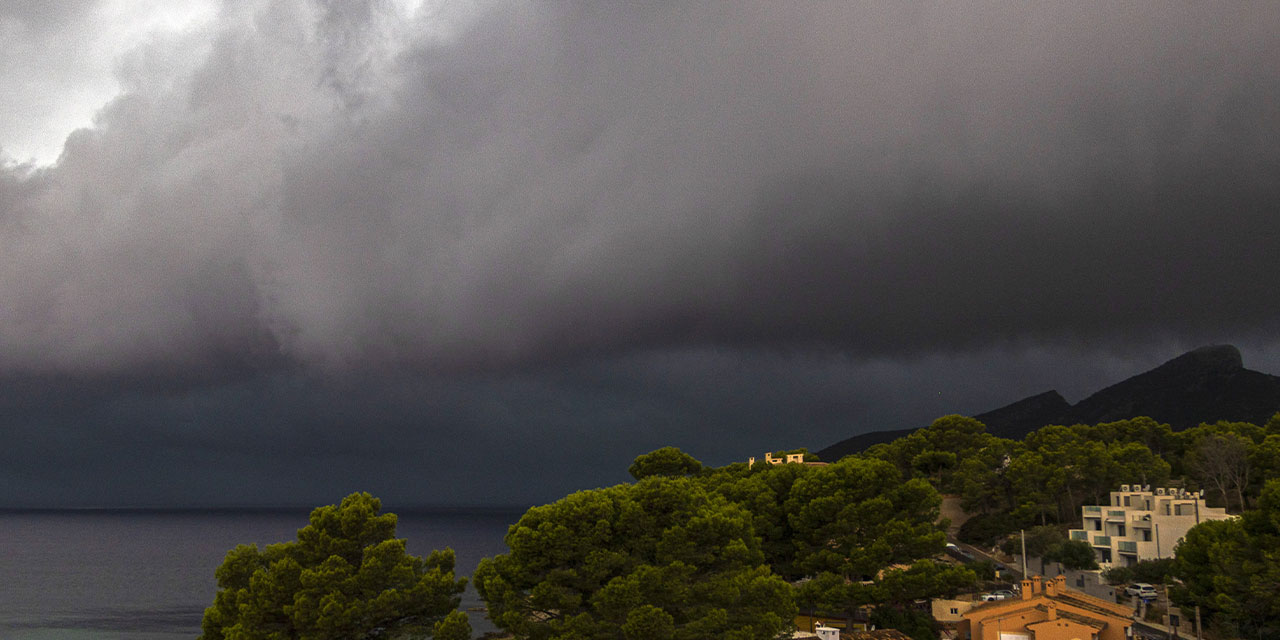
[1068, 484, 1232, 567]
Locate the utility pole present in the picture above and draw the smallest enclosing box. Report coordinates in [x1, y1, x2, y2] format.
[1021, 529, 1028, 577]
[1195, 605, 1202, 640]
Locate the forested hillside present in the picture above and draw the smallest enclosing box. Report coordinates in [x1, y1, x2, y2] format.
[818, 345, 1280, 460]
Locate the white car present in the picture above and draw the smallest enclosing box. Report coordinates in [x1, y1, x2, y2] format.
[1125, 583, 1157, 599]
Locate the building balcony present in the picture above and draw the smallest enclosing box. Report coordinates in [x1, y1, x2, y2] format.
[1092, 535, 1111, 547]
[1070, 530, 1088, 542]
[1118, 541, 1138, 554]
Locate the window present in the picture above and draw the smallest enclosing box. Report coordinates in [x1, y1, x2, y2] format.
[1117, 524, 1125, 537]
[1124, 496, 1131, 506]
[951, 608, 959, 615]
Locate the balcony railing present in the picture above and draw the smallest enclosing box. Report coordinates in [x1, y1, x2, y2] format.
[1084, 506, 1102, 514]
[1092, 535, 1111, 547]
[1071, 530, 1088, 541]
[1118, 541, 1138, 553]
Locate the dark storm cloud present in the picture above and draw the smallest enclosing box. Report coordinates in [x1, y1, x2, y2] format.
[2, 1, 1277, 375]
[3, 1, 1280, 507]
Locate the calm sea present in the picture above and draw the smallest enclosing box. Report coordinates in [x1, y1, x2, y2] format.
[0, 507, 525, 639]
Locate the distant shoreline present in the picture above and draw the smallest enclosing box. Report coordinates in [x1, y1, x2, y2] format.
[0, 504, 530, 516]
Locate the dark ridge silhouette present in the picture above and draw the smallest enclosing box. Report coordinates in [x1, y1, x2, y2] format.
[816, 345, 1280, 461]
[1067, 345, 1274, 426]
[973, 389, 1072, 439]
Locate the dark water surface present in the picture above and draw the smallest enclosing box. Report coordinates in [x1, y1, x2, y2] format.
[0, 507, 523, 639]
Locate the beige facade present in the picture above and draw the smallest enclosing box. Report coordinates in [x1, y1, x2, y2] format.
[960, 575, 1131, 640]
[1068, 485, 1232, 567]
[750, 452, 807, 466]
[794, 611, 871, 635]
[748, 452, 829, 467]
[933, 597, 977, 624]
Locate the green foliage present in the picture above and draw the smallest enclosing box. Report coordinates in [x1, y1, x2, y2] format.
[966, 559, 996, 581]
[997, 526, 1096, 571]
[1107, 441, 1172, 488]
[1022, 425, 1118, 522]
[836, 415, 1274, 544]
[1101, 565, 1133, 586]
[1251, 435, 1280, 492]
[786, 457, 974, 614]
[433, 611, 472, 640]
[866, 415, 993, 492]
[788, 458, 943, 581]
[702, 459, 810, 579]
[1126, 558, 1176, 584]
[200, 492, 467, 640]
[956, 512, 1017, 547]
[1267, 412, 1280, 436]
[875, 559, 977, 603]
[869, 604, 937, 640]
[473, 476, 795, 640]
[628, 447, 704, 480]
[1182, 424, 1258, 510]
[1087, 417, 1177, 458]
[1000, 525, 1064, 558]
[1004, 450, 1059, 526]
[911, 450, 958, 484]
[1043, 539, 1098, 570]
[1173, 479, 1280, 638]
[984, 422, 1179, 525]
[919, 415, 992, 456]
[953, 438, 1018, 515]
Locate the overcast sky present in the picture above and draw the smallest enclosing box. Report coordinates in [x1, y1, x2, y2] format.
[2, 1, 1278, 508]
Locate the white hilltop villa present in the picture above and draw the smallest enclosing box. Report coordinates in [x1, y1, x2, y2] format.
[1069, 484, 1233, 567]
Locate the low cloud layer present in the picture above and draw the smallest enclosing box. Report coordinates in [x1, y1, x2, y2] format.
[11, 342, 1277, 508]
[3, 1, 1277, 376]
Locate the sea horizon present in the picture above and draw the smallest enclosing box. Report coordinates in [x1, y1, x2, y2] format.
[0, 502, 535, 513]
[0, 507, 521, 639]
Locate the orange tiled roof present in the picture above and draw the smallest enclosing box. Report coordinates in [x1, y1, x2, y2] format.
[841, 630, 915, 640]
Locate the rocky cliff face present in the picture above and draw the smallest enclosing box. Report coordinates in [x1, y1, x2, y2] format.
[816, 345, 1280, 461]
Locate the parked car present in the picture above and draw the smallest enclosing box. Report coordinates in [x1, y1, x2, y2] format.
[980, 593, 1008, 601]
[990, 589, 1016, 600]
[1125, 583, 1158, 599]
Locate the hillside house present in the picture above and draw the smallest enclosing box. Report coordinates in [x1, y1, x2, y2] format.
[1067, 484, 1232, 567]
[959, 574, 1132, 640]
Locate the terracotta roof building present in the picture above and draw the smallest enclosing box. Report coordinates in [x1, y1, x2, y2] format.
[842, 630, 916, 640]
[959, 574, 1132, 640]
